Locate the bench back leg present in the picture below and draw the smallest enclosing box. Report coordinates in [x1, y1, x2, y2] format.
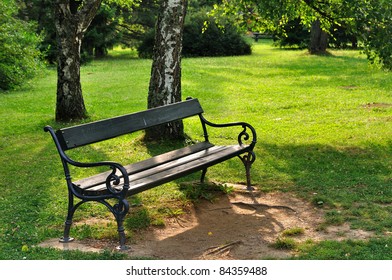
[238, 151, 256, 191]
[200, 168, 208, 184]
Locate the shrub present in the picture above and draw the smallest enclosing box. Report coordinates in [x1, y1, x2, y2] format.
[182, 16, 251, 57]
[0, 0, 43, 90]
[137, 14, 251, 58]
[137, 30, 155, 59]
[273, 18, 309, 49]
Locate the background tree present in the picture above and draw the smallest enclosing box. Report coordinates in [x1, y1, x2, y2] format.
[19, 0, 155, 62]
[309, 19, 328, 54]
[0, 0, 43, 90]
[146, 0, 188, 140]
[82, 0, 154, 59]
[54, 0, 102, 122]
[82, 2, 121, 59]
[211, 0, 392, 68]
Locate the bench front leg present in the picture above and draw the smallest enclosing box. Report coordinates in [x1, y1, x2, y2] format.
[59, 191, 85, 243]
[112, 198, 130, 250]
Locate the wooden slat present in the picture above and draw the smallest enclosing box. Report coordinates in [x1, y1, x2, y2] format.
[127, 145, 249, 195]
[76, 144, 251, 196]
[75, 141, 214, 188]
[58, 98, 203, 150]
[121, 146, 227, 184]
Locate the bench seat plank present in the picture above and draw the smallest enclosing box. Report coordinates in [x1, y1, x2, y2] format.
[74, 141, 214, 188]
[75, 144, 250, 196]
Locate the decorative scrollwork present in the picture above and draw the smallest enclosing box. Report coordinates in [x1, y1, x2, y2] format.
[239, 150, 256, 166]
[113, 199, 130, 218]
[106, 167, 123, 194]
[238, 151, 256, 191]
[238, 125, 250, 146]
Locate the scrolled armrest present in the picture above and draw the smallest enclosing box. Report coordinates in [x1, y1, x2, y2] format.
[45, 125, 129, 196]
[67, 158, 130, 196]
[200, 115, 257, 149]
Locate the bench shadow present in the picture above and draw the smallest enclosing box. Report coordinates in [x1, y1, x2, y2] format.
[126, 189, 300, 260]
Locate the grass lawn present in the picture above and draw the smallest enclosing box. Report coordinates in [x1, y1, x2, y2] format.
[0, 40, 391, 260]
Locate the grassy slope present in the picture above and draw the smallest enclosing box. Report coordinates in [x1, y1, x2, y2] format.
[0, 41, 391, 259]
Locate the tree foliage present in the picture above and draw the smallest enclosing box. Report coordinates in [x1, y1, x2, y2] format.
[357, 0, 392, 69]
[82, 2, 122, 58]
[0, 0, 43, 90]
[17, 0, 143, 62]
[210, 0, 392, 69]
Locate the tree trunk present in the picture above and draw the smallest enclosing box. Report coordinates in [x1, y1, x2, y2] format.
[309, 19, 328, 54]
[146, 0, 187, 140]
[54, 0, 102, 122]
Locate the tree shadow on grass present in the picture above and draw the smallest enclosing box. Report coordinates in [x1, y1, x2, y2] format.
[256, 141, 392, 232]
[259, 142, 391, 198]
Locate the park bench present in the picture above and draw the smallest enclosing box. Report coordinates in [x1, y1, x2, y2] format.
[44, 97, 257, 250]
[252, 32, 273, 42]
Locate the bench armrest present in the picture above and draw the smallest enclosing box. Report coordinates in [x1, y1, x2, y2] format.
[44, 126, 129, 196]
[66, 158, 130, 196]
[199, 115, 257, 149]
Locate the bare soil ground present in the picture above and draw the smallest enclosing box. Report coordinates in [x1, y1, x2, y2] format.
[39, 184, 374, 259]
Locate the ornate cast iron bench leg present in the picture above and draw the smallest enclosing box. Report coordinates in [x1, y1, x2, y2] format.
[112, 199, 130, 250]
[59, 192, 78, 243]
[239, 151, 256, 191]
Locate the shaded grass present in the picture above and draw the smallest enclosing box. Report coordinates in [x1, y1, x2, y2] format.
[0, 40, 391, 259]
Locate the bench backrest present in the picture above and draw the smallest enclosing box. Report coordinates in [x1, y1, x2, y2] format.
[56, 98, 204, 150]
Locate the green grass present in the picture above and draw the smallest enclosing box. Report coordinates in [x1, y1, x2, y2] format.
[295, 238, 392, 260]
[272, 237, 298, 250]
[1, 40, 391, 259]
[281, 227, 305, 237]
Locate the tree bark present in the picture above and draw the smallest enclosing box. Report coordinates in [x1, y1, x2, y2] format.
[309, 19, 328, 54]
[54, 0, 102, 122]
[146, 0, 187, 140]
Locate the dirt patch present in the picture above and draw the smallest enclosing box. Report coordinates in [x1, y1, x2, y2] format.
[362, 102, 392, 108]
[341, 85, 359, 90]
[39, 184, 374, 259]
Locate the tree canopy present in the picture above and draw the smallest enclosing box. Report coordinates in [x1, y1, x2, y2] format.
[210, 0, 392, 69]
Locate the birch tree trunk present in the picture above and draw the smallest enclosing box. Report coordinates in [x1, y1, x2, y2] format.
[54, 0, 102, 122]
[146, 0, 187, 140]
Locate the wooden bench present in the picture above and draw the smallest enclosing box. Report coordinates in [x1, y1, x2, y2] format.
[44, 98, 257, 249]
